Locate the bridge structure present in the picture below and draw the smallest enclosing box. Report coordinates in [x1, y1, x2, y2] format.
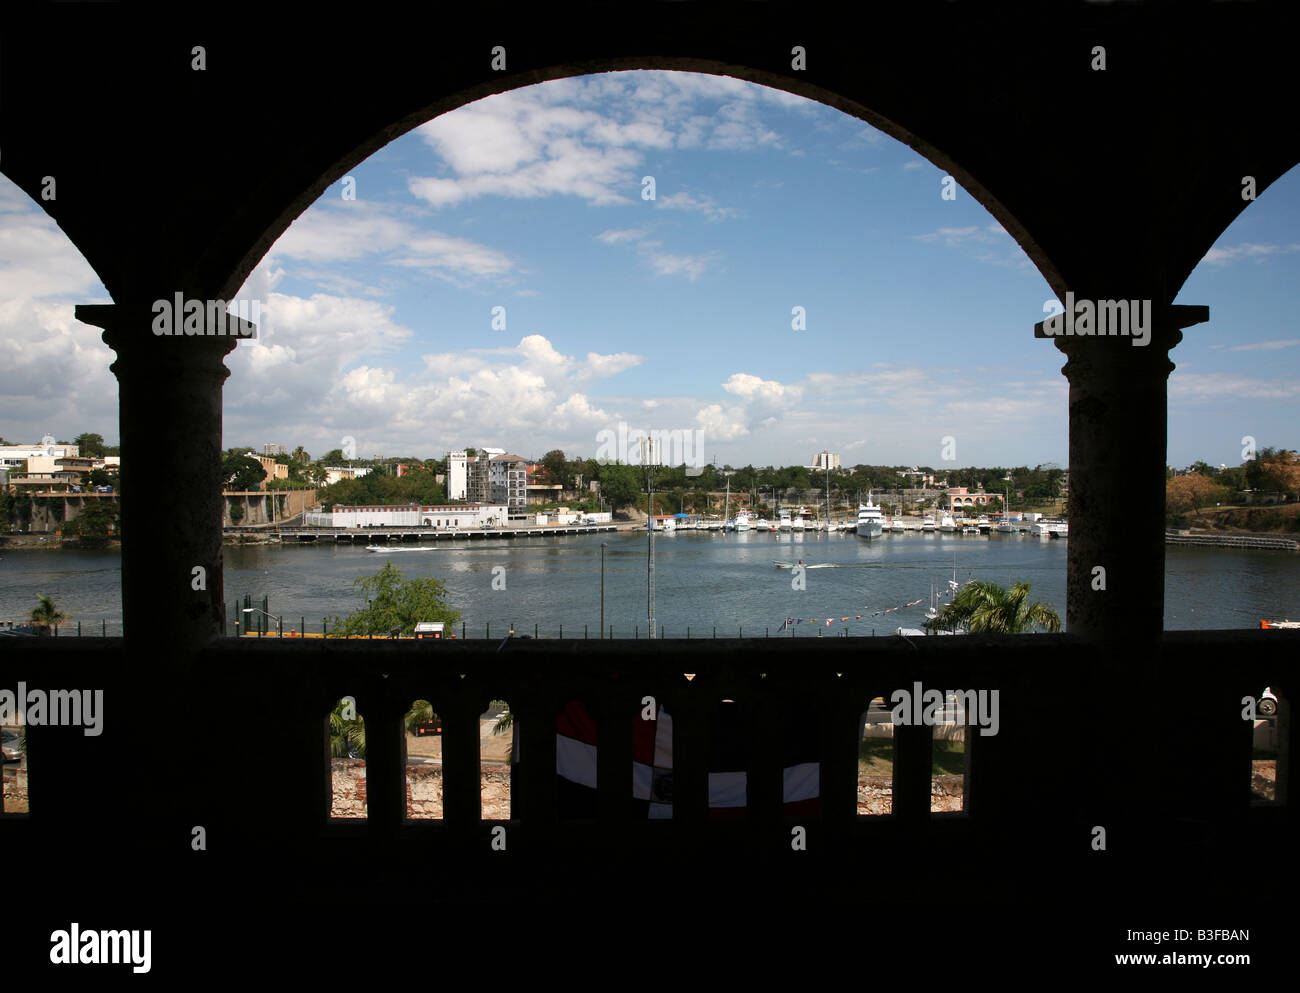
[2, 1, 1297, 975]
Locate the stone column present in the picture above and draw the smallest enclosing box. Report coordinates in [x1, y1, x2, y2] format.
[77, 301, 249, 651]
[1035, 303, 1208, 645]
[1035, 301, 1207, 855]
[74, 299, 250, 848]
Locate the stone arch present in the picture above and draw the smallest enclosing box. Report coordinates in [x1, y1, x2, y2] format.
[213, 61, 1062, 304]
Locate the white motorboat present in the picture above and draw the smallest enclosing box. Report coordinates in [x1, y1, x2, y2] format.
[791, 514, 806, 532]
[890, 517, 906, 532]
[923, 515, 936, 532]
[855, 493, 884, 539]
[939, 514, 956, 533]
[733, 511, 751, 532]
[777, 510, 792, 532]
[754, 518, 771, 532]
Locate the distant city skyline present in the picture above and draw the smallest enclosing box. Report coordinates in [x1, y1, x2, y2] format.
[2, 71, 1296, 468]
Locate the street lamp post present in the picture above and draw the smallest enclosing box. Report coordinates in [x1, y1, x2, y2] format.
[241, 606, 282, 638]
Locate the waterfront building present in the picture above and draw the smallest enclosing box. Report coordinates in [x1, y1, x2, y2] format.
[307, 502, 507, 529]
[447, 450, 468, 500]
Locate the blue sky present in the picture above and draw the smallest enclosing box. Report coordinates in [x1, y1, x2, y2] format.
[2, 70, 1297, 469]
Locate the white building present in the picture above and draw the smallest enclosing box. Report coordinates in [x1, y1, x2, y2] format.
[306, 502, 508, 529]
[447, 450, 468, 501]
[323, 465, 373, 485]
[812, 451, 841, 471]
[0, 438, 80, 469]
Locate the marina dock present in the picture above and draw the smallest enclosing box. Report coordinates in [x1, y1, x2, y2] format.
[253, 523, 619, 544]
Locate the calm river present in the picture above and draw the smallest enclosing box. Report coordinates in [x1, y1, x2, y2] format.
[2, 530, 1297, 637]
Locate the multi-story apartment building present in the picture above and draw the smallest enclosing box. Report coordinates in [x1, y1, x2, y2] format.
[463, 448, 527, 517]
[487, 453, 528, 517]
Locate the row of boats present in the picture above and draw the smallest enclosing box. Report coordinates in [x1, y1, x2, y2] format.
[660, 494, 1069, 539]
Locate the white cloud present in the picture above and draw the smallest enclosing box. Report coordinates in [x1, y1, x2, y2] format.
[409, 71, 809, 211]
[596, 228, 647, 244]
[644, 250, 720, 281]
[656, 191, 739, 220]
[1201, 242, 1300, 266]
[1227, 338, 1300, 351]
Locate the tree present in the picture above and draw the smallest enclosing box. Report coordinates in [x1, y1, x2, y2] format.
[229, 503, 245, 524]
[66, 500, 119, 547]
[292, 446, 309, 463]
[221, 451, 266, 491]
[541, 449, 568, 487]
[325, 561, 461, 637]
[597, 462, 641, 510]
[28, 594, 67, 636]
[925, 580, 1061, 635]
[329, 700, 366, 759]
[75, 432, 106, 458]
[1246, 449, 1300, 500]
[1166, 474, 1231, 517]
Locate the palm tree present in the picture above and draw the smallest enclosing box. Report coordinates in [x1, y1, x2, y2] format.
[924, 580, 1061, 635]
[329, 700, 366, 759]
[28, 594, 66, 637]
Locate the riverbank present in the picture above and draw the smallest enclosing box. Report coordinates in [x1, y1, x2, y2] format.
[0, 534, 120, 550]
[1165, 528, 1299, 551]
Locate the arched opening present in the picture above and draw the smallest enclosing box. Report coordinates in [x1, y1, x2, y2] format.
[217, 68, 1069, 643]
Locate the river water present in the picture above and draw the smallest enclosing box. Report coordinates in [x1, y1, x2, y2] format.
[2, 530, 1296, 637]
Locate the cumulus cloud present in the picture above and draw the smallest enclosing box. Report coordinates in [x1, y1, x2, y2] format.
[409, 71, 804, 211]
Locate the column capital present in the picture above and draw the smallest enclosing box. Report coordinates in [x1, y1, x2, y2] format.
[76, 298, 256, 374]
[1033, 302, 1208, 382]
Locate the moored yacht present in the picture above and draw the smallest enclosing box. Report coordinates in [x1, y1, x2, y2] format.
[733, 511, 751, 532]
[939, 513, 957, 533]
[778, 509, 792, 532]
[754, 518, 771, 532]
[855, 493, 885, 539]
[923, 515, 936, 532]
